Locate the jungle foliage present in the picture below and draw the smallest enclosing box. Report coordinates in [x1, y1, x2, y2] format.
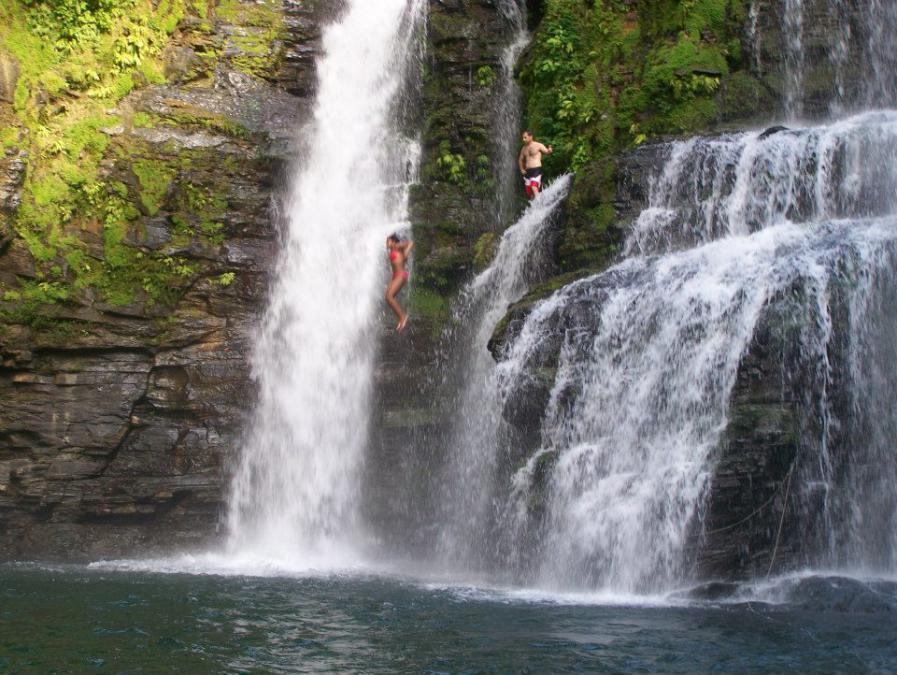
[520, 0, 748, 172]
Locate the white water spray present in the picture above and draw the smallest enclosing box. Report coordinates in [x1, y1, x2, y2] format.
[627, 112, 897, 256]
[493, 0, 529, 224]
[435, 176, 571, 569]
[499, 218, 897, 592]
[226, 0, 424, 565]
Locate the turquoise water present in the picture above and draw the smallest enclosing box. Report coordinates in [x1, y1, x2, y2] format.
[2, 565, 896, 673]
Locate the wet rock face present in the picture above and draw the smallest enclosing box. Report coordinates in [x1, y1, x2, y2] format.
[748, 0, 888, 116]
[364, 0, 521, 552]
[697, 302, 804, 579]
[411, 0, 521, 294]
[0, 1, 333, 560]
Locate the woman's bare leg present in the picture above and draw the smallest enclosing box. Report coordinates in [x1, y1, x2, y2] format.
[385, 275, 407, 329]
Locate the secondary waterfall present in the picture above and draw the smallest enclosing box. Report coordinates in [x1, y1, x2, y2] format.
[226, 0, 423, 564]
[493, 0, 529, 224]
[483, 2, 897, 590]
[498, 216, 897, 591]
[435, 176, 571, 571]
[773, 0, 897, 116]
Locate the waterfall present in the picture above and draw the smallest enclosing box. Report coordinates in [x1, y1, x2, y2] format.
[831, 244, 897, 571]
[863, 0, 897, 107]
[493, 0, 529, 224]
[435, 176, 571, 571]
[226, 0, 424, 565]
[495, 116, 897, 588]
[782, 0, 804, 119]
[626, 112, 897, 256]
[485, 0, 897, 591]
[765, 0, 897, 116]
[498, 218, 897, 591]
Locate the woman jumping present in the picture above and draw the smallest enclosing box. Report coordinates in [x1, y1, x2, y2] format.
[385, 233, 413, 331]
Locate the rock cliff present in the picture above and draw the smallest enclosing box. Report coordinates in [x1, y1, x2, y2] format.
[0, 0, 329, 558]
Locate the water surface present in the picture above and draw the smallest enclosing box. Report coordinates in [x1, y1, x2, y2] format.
[2, 565, 895, 672]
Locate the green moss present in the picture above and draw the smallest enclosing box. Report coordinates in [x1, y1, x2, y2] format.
[1, 125, 20, 148]
[133, 159, 176, 216]
[0, 279, 72, 327]
[138, 58, 167, 85]
[133, 111, 154, 128]
[40, 70, 68, 96]
[30, 174, 68, 208]
[157, 106, 251, 139]
[216, 0, 284, 77]
[190, 0, 208, 19]
[409, 286, 449, 320]
[473, 232, 497, 271]
[0, 0, 249, 319]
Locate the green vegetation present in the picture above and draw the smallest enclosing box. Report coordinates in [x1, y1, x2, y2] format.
[435, 141, 467, 184]
[133, 159, 176, 216]
[513, 0, 761, 275]
[0, 0, 196, 318]
[476, 65, 496, 88]
[0, 0, 283, 326]
[520, 0, 749, 172]
[409, 285, 450, 331]
[215, 0, 285, 77]
[472, 232, 497, 271]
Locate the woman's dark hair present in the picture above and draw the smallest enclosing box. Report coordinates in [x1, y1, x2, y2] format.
[387, 233, 402, 243]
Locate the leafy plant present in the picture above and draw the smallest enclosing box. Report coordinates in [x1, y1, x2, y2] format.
[476, 65, 496, 87]
[436, 141, 467, 184]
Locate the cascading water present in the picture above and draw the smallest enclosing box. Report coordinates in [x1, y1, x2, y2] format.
[497, 218, 897, 591]
[434, 176, 571, 571]
[766, 0, 897, 117]
[226, 0, 424, 565]
[831, 244, 897, 572]
[480, 2, 897, 592]
[626, 112, 897, 256]
[493, 0, 529, 224]
[782, 0, 804, 119]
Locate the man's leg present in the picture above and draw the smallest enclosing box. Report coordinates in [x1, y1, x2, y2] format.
[531, 173, 542, 198]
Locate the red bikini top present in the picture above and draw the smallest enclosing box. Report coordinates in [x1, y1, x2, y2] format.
[389, 250, 398, 261]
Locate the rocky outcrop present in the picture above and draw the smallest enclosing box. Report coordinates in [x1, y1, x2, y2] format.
[364, 0, 523, 549]
[0, 0, 329, 559]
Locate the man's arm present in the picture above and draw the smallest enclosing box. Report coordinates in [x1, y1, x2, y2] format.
[539, 142, 553, 156]
[518, 147, 526, 174]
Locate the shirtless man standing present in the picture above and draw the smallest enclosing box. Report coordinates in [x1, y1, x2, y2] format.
[518, 130, 553, 199]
